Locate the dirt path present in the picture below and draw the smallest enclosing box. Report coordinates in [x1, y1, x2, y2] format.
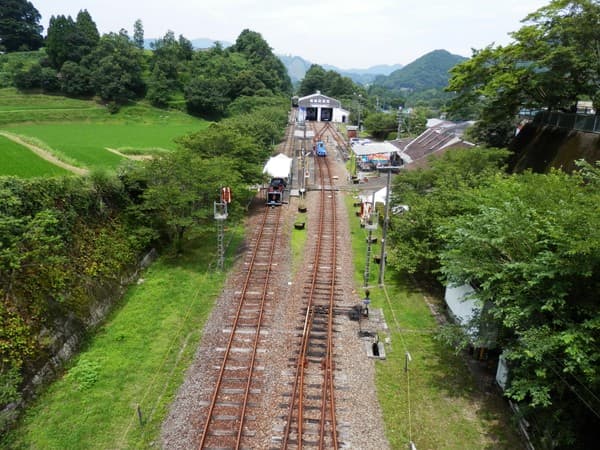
[105, 147, 154, 161]
[0, 130, 88, 176]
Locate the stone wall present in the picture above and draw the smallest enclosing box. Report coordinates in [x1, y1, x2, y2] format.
[509, 123, 600, 173]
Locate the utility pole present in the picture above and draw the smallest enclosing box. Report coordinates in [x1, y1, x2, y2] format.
[363, 192, 377, 287]
[214, 187, 230, 270]
[354, 92, 362, 133]
[358, 96, 362, 132]
[396, 106, 404, 139]
[377, 165, 400, 285]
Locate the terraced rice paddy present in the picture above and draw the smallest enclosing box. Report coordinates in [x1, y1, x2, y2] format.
[0, 89, 209, 176]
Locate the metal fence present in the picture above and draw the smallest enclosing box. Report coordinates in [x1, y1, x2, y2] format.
[532, 111, 600, 134]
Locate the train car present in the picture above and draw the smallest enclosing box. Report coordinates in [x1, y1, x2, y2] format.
[291, 95, 299, 107]
[263, 153, 292, 206]
[267, 177, 287, 205]
[316, 140, 327, 156]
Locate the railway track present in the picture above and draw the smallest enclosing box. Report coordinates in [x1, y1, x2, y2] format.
[196, 109, 299, 449]
[196, 119, 348, 449]
[280, 123, 342, 449]
[197, 205, 283, 449]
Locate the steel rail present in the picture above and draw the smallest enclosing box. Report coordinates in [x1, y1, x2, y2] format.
[316, 153, 339, 450]
[198, 205, 282, 449]
[282, 122, 340, 449]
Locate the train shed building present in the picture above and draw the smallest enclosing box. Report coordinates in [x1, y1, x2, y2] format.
[297, 91, 349, 123]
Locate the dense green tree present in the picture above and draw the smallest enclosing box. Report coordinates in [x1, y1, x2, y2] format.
[45, 10, 99, 70]
[177, 34, 193, 61]
[133, 19, 144, 49]
[230, 69, 267, 98]
[298, 64, 359, 99]
[85, 31, 145, 107]
[13, 63, 58, 91]
[387, 147, 510, 280]
[45, 15, 76, 69]
[149, 30, 192, 94]
[447, 0, 600, 147]
[72, 10, 100, 61]
[177, 124, 265, 183]
[0, 0, 43, 52]
[298, 64, 327, 96]
[184, 76, 230, 117]
[364, 112, 398, 140]
[225, 94, 289, 116]
[229, 29, 291, 94]
[178, 99, 287, 182]
[222, 104, 288, 148]
[140, 149, 244, 254]
[59, 61, 93, 96]
[146, 65, 172, 107]
[439, 170, 600, 448]
[182, 29, 292, 117]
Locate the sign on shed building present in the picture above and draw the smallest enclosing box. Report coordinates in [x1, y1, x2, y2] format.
[297, 91, 348, 123]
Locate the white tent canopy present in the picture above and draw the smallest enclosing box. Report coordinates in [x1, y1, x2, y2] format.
[359, 187, 388, 205]
[263, 153, 292, 178]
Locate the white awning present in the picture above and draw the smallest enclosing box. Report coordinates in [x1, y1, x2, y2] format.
[359, 187, 388, 204]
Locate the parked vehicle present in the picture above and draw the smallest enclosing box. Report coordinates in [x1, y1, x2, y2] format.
[316, 141, 327, 156]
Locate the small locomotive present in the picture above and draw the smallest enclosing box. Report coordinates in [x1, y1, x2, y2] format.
[316, 141, 327, 156]
[267, 177, 287, 206]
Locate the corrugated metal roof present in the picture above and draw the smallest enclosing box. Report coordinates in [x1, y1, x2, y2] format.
[352, 141, 398, 156]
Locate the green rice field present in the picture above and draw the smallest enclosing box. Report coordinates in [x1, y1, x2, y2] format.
[3, 120, 203, 170]
[0, 89, 209, 176]
[0, 135, 70, 177]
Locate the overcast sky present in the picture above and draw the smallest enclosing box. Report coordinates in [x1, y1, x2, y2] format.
[35, 0, 549, 69]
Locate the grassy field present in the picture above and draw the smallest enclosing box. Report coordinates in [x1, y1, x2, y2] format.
[344, 192, 523, 449]
[0, 89, 107, 126]
[2, 226, 245, 449]
[0, 89, 209, 176]
[0, 89, 98, 112]
[0, 135, 70, 178]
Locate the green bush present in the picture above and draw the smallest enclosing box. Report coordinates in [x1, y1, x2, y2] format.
[67, 359, 101, 390]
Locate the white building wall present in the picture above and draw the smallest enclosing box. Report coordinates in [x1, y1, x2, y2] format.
[333, 108, 349, 123]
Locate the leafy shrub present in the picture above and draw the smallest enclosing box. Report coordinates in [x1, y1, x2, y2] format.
[68, 359, 101, 390]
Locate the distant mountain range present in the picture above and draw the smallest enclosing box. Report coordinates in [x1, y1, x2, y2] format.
[277, 50, 466, 90]
[371, 49, 467, 91]
[277, 54, 403, 85]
